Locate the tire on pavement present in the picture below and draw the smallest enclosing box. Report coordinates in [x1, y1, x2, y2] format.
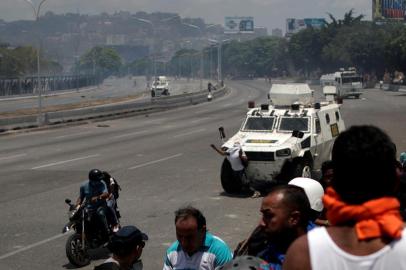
[221, 158, 243, 194]
[291, 158, 313, 179]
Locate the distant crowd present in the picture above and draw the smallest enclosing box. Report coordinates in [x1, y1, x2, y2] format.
[91, 125, 406, 270]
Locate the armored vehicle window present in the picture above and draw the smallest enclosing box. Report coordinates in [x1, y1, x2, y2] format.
[335, 111, 340, 121]
[342, 76, 362, 84]
[242, 117, 275, 131]
[326, 114, 330, 124]
[278, 117, 309, 132]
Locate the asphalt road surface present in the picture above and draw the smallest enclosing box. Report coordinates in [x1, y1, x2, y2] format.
[0, 76, 209, 114]
[0, 80, 406, 270]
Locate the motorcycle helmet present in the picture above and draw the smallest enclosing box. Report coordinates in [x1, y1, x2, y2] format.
[216, 256, 270, 270]
[289, 177, 324, 212]
[89, 169, 103, 182]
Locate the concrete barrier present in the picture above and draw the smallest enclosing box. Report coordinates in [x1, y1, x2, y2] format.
[0, 86, 228, 132]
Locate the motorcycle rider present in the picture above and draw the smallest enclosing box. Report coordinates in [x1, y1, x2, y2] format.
[102, 171, 120, 232]
[76, 169, 111, 239]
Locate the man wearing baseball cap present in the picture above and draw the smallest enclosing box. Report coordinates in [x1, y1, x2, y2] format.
[94, 225, 148, 270]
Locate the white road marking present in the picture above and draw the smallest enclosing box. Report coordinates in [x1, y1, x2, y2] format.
[113, 130, 149, 139]
[0, 233, 68, 260]
[148, 118, 167, 123]
[32, 154, 100, 169]
[129, 153, 183, 170]
[0, 153, 26, 161]
[54, 131, 91, 139]
[173, 128, 206, 138]
[190, 117, 210, 123]
[194, 110, 210, 114]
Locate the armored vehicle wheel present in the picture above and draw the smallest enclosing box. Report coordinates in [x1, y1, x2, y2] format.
[292, 158, 313, 179]
[221, 158, 243, 194]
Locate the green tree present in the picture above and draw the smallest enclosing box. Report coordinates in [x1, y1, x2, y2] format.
[0, 46, 60, 77]
[77, 46, 123, 79]
[288, 28, 323, 77]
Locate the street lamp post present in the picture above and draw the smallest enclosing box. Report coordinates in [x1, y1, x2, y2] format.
[23, 0, 47, 125]
[182, 23, 205, 91]
[209, 39, 230, 84]
[133, 17, 156, 84]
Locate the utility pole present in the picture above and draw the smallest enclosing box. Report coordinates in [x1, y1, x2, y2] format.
[23, 0, 48, 125]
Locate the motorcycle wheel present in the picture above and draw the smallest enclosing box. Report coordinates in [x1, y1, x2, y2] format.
[66, 233, 90, 267]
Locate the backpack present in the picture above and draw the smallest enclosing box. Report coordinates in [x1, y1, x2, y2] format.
[233, 225, 268, 257]
[102, 172, 121, 199]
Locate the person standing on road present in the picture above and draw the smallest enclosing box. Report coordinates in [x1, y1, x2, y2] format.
[211, 142, 260, 197]
[283, 125, 406, 270]
[163, 206, 233, 270]
[94, 225, 148, 270]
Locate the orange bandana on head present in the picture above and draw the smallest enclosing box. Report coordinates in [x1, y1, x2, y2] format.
[323, 187, 404, 241]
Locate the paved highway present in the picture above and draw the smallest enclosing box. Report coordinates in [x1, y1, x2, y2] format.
[0, 76, 209, 114]
[0, 80, 405, 270]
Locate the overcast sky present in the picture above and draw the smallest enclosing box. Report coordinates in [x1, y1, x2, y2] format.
[2, 0, 371, 32]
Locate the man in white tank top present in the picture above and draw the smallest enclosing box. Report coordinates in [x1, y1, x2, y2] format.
[283, 125, 406, 270]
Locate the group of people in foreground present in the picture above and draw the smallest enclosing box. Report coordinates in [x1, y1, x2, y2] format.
[94, 125, 406, 270]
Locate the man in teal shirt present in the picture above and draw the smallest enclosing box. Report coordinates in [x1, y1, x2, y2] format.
[163, 206, 233, 270]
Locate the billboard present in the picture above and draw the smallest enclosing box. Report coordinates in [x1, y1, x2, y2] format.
[224, 17, 254, 34]
[373, 0, 406, 21]
[286, 18, 326, 35]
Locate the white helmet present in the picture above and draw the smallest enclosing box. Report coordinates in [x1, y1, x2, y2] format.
[289, 177, 324, 212]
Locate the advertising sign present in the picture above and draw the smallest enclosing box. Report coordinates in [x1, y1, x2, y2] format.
[224, 17, 254, 34]
[286, 18, 326, 35]
[373, 0, 406, 20]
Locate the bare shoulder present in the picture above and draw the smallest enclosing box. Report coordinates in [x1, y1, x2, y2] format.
[283, 234, 311, 270]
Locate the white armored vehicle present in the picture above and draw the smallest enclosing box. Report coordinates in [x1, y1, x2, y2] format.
[151, 76, 170, 97]
[219, 83, 345, 193]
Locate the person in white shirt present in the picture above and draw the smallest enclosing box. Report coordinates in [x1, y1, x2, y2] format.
[211, 142, 260, 197]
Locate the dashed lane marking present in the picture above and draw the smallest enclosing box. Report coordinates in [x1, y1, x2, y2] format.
[0, 233, 69, 260]
[128, 153, 183, 170]
[54, 131, 91, 139]
[173, 128, 206, 138]
[112, 130, 149, 139]
[0, 153, 27, 162]
[31, 154, 100, 170]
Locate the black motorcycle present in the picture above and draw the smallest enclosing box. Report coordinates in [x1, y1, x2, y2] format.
[62, 198, 114, 267]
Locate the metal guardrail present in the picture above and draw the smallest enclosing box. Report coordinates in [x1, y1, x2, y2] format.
[0, 86, 227, 132]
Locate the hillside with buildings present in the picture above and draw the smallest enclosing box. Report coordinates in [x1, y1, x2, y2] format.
[0, 11, 268, 72]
